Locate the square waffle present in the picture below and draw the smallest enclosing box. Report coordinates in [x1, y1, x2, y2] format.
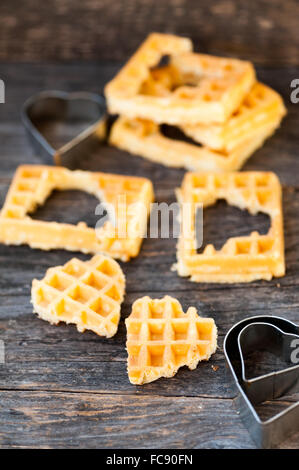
[109, 114, 282, 172]
[0, 165, 154, 261]
[175, 171, 285, 283]
[105, 33, 255, 125]
[31, 254, 125, 338]
[125, 295, 217, 385]
[180, 83, 286, 151]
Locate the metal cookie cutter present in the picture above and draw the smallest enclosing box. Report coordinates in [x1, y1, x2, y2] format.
[224, 315, 299, 448]
[21, 90, 107, 169]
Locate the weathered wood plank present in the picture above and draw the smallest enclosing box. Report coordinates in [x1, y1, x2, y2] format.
[0, 390, 263, 449]
[1, 284, 299, 398]
[0, 63, 298, 185]
[1, 391, 298, 449]
[0, 62, 299, 449]
[0, 392, 254, 449]
[0, 181, 298, 291]
[0, 1, 299, 66]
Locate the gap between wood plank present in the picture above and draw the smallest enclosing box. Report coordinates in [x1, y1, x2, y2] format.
[0, 386, 235, 400]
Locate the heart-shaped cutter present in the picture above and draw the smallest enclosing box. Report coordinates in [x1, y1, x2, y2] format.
[21, 90, 107, 169]
[224, 315, 299, 448]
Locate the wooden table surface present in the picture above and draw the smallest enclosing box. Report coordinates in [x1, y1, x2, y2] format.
[0, 61, 298, 449]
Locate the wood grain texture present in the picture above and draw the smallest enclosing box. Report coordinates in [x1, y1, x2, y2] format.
[0, 391, 254, 449]
[0, 1, 299, 65]
[0, 62, 298, 448]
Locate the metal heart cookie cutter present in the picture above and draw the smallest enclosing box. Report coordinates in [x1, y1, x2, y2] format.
[224, 315, 299, 448]
[21, 90, 107, 169]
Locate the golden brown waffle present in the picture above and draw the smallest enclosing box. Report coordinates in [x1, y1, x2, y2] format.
[175, 171, 285, 283]
[0, 165, 154, 261]
[181, 83, 286, 151]
[31, 254, 125, 338]
[105, 33, 255, 125]
[125, 295, 217, 385]
[109, 114, 283, 173]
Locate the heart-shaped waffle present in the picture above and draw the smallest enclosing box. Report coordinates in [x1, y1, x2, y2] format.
[125, 295, 217, 385]
[224, 316, 299, 448]
[31, 254, 125, 338]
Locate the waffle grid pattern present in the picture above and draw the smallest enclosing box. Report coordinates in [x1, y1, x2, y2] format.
[110, 113, 283, 172]
[31, 254, 125, 338]
[126, 296, 217, 384]
[0, 165, 154, 261]
[175, 171, 285, 283]
[181, 82, 286, 152]
[105, 33, 255, 125]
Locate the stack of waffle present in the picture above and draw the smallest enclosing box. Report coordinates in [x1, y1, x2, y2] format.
[105, 33, 286, 172]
